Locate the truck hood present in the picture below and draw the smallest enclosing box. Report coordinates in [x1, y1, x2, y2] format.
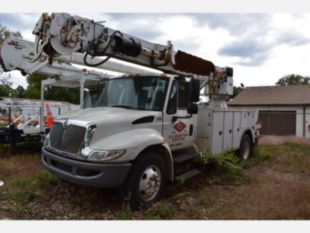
[57, 107, 161, 126]
[57, 107, 162, 148]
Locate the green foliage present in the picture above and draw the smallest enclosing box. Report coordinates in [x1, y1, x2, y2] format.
[253, 146, 273, 162]
[276, 74, 310, 86]
[6, 176, 40, 203]
[156, 203, 176, 219]
[146, 202, 176, 219]
[232, 83, 245, 98]
[0, 84, 12, 97]
[25, 73, 80, 104]
[15, 85, 26, 98]
[24, 73, 46, 99]
[45, 86, 80, 104]
[35, 171, 59, 186]
[116, 201, 134, 219]
[0, 74, 14, 97]
[213, 153, 243, 174]
[0, 141, 42, 157]
[198, 152, 243, 175]
[0, 71, 79, 103]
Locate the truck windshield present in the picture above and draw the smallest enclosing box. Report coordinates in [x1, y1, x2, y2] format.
[83, 76, 169, 111]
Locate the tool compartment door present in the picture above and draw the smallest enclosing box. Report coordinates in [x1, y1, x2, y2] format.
[210, 111, 224, 153]
[232, 111, 242, 149]
[223, 111, 233, 151]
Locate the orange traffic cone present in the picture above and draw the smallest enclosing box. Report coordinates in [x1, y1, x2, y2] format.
[46, 111, 55, 129]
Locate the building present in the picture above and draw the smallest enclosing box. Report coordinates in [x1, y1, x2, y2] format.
[228, 85, 310, 138]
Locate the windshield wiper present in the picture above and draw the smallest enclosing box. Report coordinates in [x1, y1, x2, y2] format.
[111, 105, 135, 109]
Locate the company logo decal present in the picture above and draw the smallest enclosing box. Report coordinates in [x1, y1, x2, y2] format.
[173, 121, 186, 133]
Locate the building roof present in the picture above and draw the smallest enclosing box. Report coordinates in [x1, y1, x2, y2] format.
[229, 85, 310, 106]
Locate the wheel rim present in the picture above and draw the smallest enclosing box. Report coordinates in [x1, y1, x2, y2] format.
[242, 140, 250, 160]
[139, 165, 162, 202]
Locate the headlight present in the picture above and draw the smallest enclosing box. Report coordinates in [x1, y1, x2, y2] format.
[86, 149, 126, 162]
[43, 134, 50, 147]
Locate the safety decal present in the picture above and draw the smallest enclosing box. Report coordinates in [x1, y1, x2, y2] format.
[173, 121, 186, 133]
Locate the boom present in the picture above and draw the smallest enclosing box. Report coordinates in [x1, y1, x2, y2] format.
[0, 37, 160, 77]
[0, 37, 109, 79]
[32, 13, 217, 77]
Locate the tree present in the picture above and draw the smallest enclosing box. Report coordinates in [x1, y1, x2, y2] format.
[276, 74, 310, 86]
[0, 74, 14, 97]
[15, 85, 26, 98]
[25, 73, 80, 104]
[25, 73, 46, 99]
[233, 83, 245, 98]
[45, 86, 80, 104]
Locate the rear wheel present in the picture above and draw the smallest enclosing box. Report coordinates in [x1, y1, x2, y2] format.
[121, 152, 167, 210]
[238, 134, 253, 160]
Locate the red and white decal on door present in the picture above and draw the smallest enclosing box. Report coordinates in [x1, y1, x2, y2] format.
[173, 121, 186, 133]
[169, 121, 188, 142]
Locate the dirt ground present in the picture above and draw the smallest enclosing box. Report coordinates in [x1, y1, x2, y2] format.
[258, 135, 310, 146]
[0, 137, 310, 220]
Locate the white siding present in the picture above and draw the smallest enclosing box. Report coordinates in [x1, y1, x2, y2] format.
[230, 105, 310, 138]
[306, 107, 310, 138]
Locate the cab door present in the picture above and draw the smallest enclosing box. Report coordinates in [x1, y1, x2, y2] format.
[162, 78, 197, 151]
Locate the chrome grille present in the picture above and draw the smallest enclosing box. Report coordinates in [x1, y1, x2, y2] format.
[49, 122, 86, 154]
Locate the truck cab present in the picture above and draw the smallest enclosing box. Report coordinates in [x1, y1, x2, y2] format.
[42, 75, 198, 208]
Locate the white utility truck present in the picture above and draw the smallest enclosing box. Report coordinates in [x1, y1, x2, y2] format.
[29, 13, 257, 209]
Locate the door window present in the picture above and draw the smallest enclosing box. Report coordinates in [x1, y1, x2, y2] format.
[166, 79, 190, 114]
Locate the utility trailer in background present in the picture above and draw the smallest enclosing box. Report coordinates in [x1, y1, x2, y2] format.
[0, 98, 78, 147]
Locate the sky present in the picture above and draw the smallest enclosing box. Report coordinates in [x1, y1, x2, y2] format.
[1, 13, 310, 88]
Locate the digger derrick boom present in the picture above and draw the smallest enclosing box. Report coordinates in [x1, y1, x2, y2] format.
[32, 13, 216, 77]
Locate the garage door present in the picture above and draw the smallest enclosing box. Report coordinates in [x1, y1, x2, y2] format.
[258, 111, 296, 135]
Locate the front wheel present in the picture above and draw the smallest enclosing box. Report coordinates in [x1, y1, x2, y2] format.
[121, 152, 167, 210]
[237, 134, 253, 160]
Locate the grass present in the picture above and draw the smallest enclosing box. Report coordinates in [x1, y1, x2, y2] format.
[115, 201, 134, 220]
[0, 123, 7, 128]
[195, 152, 245, 185]
[0, 142, 310, 219]
[0, 141, 42, 157]
[0, 170, 58, 204]
[145, 202, 176, 219]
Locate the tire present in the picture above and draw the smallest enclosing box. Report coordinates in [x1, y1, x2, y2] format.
[237, 134, 253, 160]
[121, 151, 167, 210]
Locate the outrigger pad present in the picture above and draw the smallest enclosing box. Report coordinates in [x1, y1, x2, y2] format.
[173, 50, 216, 76]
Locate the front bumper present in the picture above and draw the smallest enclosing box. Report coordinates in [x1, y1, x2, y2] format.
[42, 147, 131, 188]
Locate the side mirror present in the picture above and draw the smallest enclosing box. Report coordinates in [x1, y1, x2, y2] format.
[189, 79, 200, 102]
[187, 103, 198, 114]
